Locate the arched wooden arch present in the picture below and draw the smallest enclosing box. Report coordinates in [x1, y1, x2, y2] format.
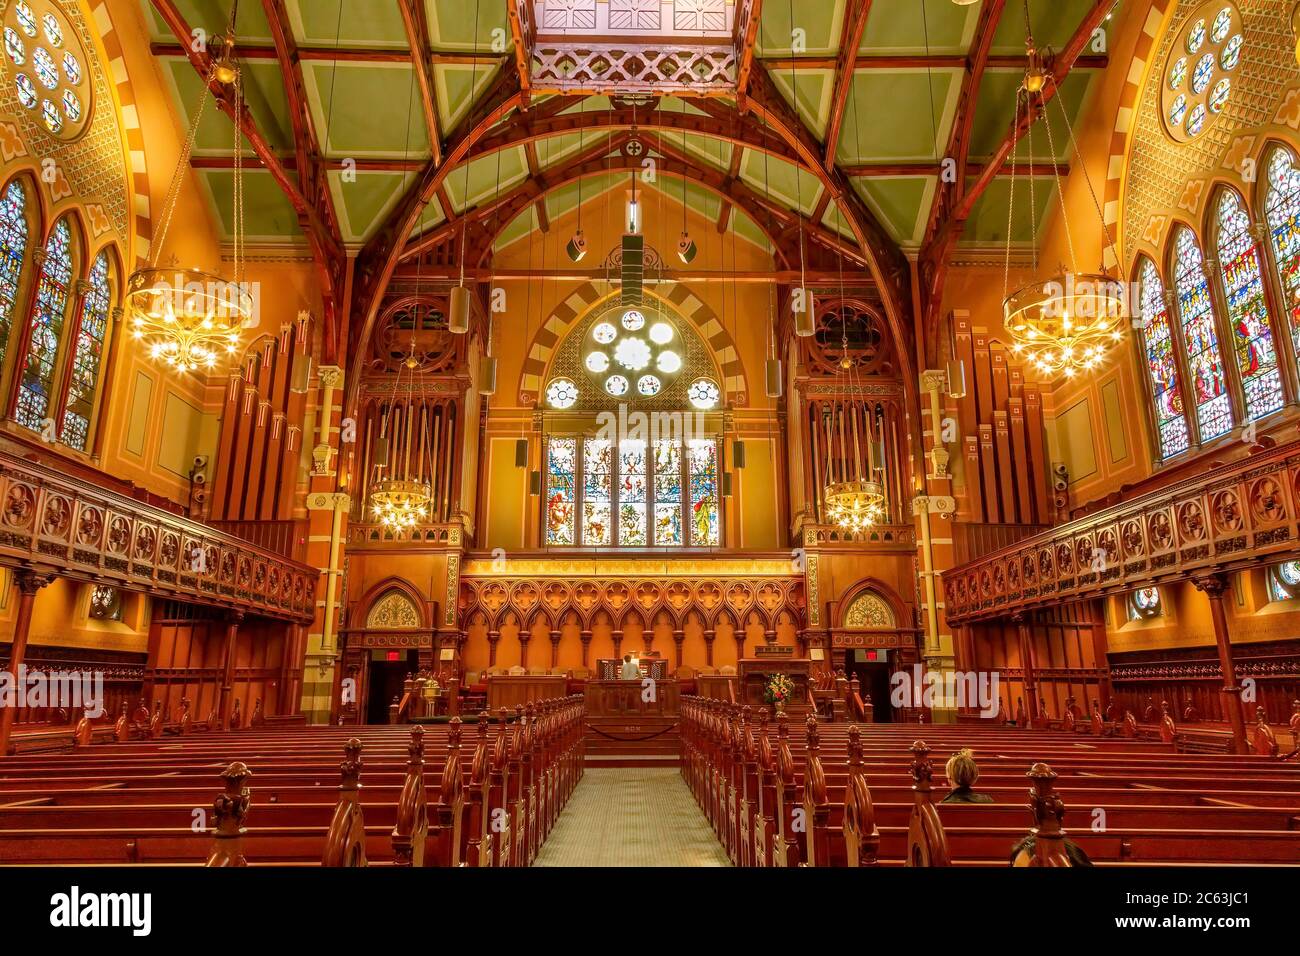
[835, 578, 910, 632]
[355, 577, 431, 631]
[518, 284, 748, 409]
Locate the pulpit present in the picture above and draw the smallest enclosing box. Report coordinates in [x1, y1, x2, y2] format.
[738, 657, 813, 717]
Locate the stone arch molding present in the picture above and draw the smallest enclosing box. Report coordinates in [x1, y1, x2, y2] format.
[519, 281, 749, 408]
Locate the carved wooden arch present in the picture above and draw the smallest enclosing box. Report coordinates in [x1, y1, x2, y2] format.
[836, 578, 910, 632]
[518, 283, 749, 408]
[357, 576, 430, 630]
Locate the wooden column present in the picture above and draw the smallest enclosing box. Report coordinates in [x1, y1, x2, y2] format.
[1194, 574, 1248, 754]
[0, 571, 53, 755]
[279, 622, 306, 716]
[220, 611, 245, 731]
[1014, 612, 1038, 721]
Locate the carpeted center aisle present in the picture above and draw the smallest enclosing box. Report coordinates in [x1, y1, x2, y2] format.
[532, 768, 732, 867]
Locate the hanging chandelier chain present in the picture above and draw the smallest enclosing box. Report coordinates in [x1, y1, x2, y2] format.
[1051, 77, 1121, 274]
[1039, 81, 1078, 274]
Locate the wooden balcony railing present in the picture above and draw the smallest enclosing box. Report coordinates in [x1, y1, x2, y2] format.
[942, 437, 1300, 623]
[0, 451, 316, 622]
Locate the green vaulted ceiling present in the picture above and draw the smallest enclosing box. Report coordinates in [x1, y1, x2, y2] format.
[143, 0, 1112, 255]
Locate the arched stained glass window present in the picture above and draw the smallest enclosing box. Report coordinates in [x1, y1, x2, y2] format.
[1138, 258, 1189, 458]
[1263, 146, 1300, 357]
[1215, 190, 1283, 420]
[61, 248, 109, 450]
[15, 216, 72, 432]
[1171, 226, 1232, 442]
[0, 179, 29, 368]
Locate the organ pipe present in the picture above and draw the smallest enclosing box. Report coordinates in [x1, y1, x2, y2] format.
[356, 397, 460, 523]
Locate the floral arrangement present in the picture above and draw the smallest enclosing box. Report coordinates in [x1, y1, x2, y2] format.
[764, 673, 795, 705]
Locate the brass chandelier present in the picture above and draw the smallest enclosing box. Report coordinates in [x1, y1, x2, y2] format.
[1001, 5, 1125, 380]
[126, 20, 250, 373]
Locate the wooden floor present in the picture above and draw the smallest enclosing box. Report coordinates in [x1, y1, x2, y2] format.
[533, 768, 731, 867]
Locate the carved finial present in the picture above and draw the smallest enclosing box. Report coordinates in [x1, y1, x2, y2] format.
[805, 714, 820, 752]
[206, 761, 252, 867]
[407, 724, 425, 767]
[777, 711, 789, 740]
[1026, 762, 1069, 865]
[848, 723, 862, 763]
[340, 738, 363, 792]
[909, 740, 933, 792]
[447, 715, 462, 749]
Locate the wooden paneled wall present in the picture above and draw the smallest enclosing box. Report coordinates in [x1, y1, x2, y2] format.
[967, 600, 1109, 722]
[951, 313, 1051, 525]
[803, 397, 906, 525]
[209, 315, 312, 522]
[1108, 640, 1300, 727]
[143, 601, 287, 721]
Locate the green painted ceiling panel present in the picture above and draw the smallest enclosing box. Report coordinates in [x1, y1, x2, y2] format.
[198, 169, 301, 240]
[738, 151, 823, 217]
[442, 147, 529, 212]
[287, 0, 408, 47]
[161, 59, 294, 154]
[328, 170, 408, 243]
[142, 0, 274, 43]
[966, 70, 1094, 163]
[770, 69, 833, 140]
[757, 0, 845, 56]
[835, 70, 958, 164]
[962, 175, 1057, 245]
[676, 131, 731, 173]
[435, 62, 505, 132]
[425, 0, 508, 50]
[852, 177, 933, 246]
[860, 0, 976, 55]
[990, 0, 1111, 54]
[303, 62, 431, 159]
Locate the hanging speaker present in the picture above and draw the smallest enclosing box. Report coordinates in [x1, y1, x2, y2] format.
[566, 229, 587, 262]
[677, 231, 697, 264]
[733, 441, 746, 469]
[449, 285, 470, 334]
[723, 473, 733, 497]
[373, 434, 389, 463]
[793, 289, 815, 337]
[945, 359, 967, 399]
[290, 355, 312, 392]
[765, 358, 783, 398]
[529, 470, 542, 495]
[515, 438, 528, 468]
[478, 356, 497, 396]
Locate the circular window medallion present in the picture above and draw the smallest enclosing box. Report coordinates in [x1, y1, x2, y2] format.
[1160, 2, 1241, 144]
[1, 0, 90, 140]
[582, 303, 690, 402]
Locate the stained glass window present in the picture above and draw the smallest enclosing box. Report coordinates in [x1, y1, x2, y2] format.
[581, 438, 612, 546]
[1172, 227, 1232, 442]
[653, 439, 682, 546]
[0, 180, 30, 372]
[16, 216, 73, 433]
[1215, 190, 1283, 421]
[618, 439, 647, 546]
[545, 437, 576, 545]
[1263, 147, 1300, 359]
[546, 435, 722, 547]
[1138, 258, 1189, 458]
[61, 249, 110, 450]
[688, 439, 720, 547]
[32, 45, 55, 89]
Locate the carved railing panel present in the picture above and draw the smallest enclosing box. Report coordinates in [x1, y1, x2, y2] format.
[943, 441, 1300, 623]
[0, 453, 316, 621]
[530, 43, 736, 95]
